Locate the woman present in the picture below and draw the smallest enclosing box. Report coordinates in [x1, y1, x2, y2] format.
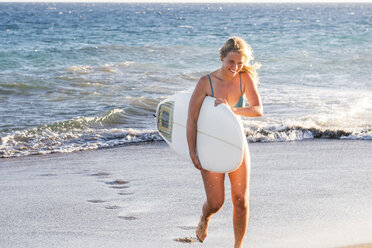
[186, 37, 263, 248]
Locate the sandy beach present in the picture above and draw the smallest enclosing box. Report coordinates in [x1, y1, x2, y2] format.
[1, 2, 372, 248]
[1, 139, 372, 248]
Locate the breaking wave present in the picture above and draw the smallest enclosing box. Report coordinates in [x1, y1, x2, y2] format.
[0, 109, 162, 158]
[245, 125, 372, 143]
[1, 114, 371, 158]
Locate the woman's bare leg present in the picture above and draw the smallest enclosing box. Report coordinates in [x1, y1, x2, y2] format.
[228, 144, 250, 248]
[196, 170, 225, 242]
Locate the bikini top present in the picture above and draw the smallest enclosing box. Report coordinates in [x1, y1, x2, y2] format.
[207, 73, 244, 108]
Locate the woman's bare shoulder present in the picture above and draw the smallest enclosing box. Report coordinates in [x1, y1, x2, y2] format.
[198, 74, 209, 84]
[241, 71, 257, 88]
[240, 71, 254, 82]
[194, 75, 210, 93]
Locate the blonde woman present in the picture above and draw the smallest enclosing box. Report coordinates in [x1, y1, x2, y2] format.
[187, 37, 263, 248]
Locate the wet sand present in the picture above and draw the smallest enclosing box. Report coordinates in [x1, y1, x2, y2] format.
[1, 140, 372, 248]
[340, 244, 372, 248]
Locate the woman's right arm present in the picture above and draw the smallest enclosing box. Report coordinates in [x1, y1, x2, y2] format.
[186, 76, 209, 171]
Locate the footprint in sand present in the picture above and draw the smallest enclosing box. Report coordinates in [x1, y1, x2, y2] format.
[110, 185, 130, 189]
[87, 199, 107, 203]
[90, 172, 111, 177]
[177, 226, 196, 230]
[39, 173, 58, 177]
[88, 179, 132, 211]
[105, 180, 129, 185]
[118, 192, 133, 196]
[174, 237, 198, 243]
[105, 180, 130, 189]
[118, 216, 137, 221]
[105, 205, 121, 210]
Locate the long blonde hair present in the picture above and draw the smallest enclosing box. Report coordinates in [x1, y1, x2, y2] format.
[219, 36, 261, 84]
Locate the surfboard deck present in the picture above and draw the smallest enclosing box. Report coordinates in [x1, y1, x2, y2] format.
[156, 92, 245, 173]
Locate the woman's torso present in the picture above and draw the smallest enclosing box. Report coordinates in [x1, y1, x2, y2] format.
[206, 71, 245, 108]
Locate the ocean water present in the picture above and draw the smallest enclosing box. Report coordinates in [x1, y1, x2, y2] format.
[0, 3, 371, 158]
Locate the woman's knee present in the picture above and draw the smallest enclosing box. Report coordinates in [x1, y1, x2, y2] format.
[207, 198, 224, 213]
[232, 194, 249, 211]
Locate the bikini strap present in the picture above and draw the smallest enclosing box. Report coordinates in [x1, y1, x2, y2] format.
[239, 72, 243, 95]
[207, 74, 214, 97]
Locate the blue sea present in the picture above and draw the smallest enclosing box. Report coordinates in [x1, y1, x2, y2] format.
[0, 3, 371, 158]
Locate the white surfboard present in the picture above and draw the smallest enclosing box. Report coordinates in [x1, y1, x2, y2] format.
[156, 92, 245, 173]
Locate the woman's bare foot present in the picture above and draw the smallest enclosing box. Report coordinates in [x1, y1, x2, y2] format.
[196, 216, 209, 242]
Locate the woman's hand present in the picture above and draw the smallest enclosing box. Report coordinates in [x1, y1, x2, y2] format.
[190, 153, 203, 171]
[214, 98, 228, 107]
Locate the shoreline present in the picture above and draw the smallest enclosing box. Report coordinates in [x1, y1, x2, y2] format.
[1, 139, 372, 248]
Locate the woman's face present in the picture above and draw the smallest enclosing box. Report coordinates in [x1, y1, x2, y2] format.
[221, 51, 245, 76]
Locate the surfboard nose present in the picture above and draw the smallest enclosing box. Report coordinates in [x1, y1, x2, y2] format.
[156, 101, 175, 143]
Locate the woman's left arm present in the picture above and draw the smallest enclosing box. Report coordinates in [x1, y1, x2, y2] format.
[232, 73, 263, 117]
